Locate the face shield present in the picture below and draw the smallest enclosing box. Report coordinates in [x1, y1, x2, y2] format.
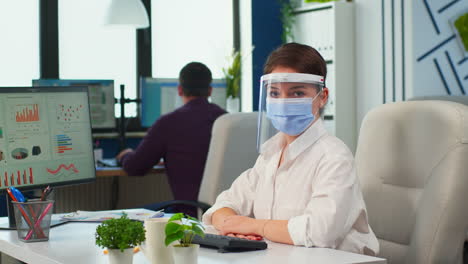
[256, 73, 325, 153]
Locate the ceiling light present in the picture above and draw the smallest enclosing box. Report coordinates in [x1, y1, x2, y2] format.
[105, 0, 149, 29]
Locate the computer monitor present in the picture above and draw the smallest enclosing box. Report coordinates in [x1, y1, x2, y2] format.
[0, 86, 96, 228]
[32, 79, 116, 129]
[140, 77, 227, 127]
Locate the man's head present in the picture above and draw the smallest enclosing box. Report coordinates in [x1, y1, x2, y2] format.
[178, 62, 212, 97]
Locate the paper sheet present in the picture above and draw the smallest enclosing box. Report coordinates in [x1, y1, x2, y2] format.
[60, 209, 164, 222]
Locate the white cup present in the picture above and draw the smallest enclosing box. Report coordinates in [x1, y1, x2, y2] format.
[93, 148, 103, 166]
[141, 217, 174, 264]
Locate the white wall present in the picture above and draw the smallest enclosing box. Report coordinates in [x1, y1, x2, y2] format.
[413, 0, 468, 96]
[151, 0, 234, 79]
[240, 0, 253, 112]
[354, 0, 386, 130]
[355, 0, 415, 130]
[354, 0, 468, 130]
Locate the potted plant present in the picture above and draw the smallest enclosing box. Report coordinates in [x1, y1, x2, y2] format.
[95, 213, 146, 264]
[223, 49, 241, 113]
[165, 213, 205, 264]
[453, 12, 468, 54]
[280, 0, 297, 43]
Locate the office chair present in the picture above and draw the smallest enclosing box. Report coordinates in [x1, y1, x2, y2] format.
[355, 100, 468, 263]
[150, 112, 259, 217]
[408, 95, 468, 106]
[409, 96, 468, 263]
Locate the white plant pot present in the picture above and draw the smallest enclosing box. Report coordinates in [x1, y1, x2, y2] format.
[107, 248, 133, 264]
[171, 244, 199, 264]
[226, 96, 240, 113]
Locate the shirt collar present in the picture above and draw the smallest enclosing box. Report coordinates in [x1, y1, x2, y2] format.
[261, 119, 328, 160]
[260, 132, 286, 156]
[183, 97, 209, 108]
[287, 118, 327, 160]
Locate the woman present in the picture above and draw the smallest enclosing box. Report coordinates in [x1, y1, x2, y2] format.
[202, 43, 379, 255]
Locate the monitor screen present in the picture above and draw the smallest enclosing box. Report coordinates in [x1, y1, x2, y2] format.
[0, 86, 96, 192]
[32, 79, 116, 129]
[140, 77, 227, 127]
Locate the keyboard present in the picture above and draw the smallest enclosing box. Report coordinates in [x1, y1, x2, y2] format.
[97, 158, 120, 167]
[191, 233, 268, 253]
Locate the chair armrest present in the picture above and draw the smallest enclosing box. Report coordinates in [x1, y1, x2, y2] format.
[149, 200, 212, 214]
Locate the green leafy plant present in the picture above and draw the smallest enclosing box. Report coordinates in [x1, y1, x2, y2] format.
[223, 50, 241, 99]
[454, 12, 468, 52]
[164, 213, 205, 247]
[95, 213, 146, 252]
[279, 0, 298, 43]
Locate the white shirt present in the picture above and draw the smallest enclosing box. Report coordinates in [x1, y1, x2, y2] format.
[202, 119, 379, 255]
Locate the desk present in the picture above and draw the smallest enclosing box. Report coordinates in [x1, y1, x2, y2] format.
[95, 165, 165, 177]
[0, 215, 386, 264]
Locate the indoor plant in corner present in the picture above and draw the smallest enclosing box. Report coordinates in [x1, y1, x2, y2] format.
[165, 213, 205, 264]
[223, 49, 241, 113]
[95, 213, 146, 264]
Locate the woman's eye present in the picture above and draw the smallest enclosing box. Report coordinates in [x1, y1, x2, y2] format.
[293, 91, 305, 97]
[269, 91, 279, 97]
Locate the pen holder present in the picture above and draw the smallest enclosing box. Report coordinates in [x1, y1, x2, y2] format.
[12, 199, 54, 242]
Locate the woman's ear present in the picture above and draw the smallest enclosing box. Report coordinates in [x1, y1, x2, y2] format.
[321, 87, 329, 105]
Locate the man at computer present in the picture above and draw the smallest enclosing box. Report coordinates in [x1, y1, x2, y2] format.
[116, 62, 227, 217]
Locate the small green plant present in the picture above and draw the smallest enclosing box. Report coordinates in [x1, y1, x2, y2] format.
[454, 12, 468, 52]
[279, 0, 298, 43]
[164, 213, 205, 247]
[95, 213, 146, 252]
[223, 50, 241, 99]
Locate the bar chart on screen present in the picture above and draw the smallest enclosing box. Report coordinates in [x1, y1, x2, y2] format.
[15, 104, 40, 123]
[53, 133, 85, 157]
[8, 99, 43, 132]
[0, 168, 34, 187]
[55, 134, 73, 154]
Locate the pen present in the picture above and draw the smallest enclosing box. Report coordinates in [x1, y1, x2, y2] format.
[40, 186, 51, 201]
[45, 187, 53, 199]
[24, 202, 53, 240]
[8, 187, 25, 202]
[9, 187, 41, 226]
[6, 188, 45, 238]
[151, 210, 164, 218]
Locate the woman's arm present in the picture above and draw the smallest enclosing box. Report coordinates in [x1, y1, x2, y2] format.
[260, 220, 293, 244]
[214, 153, 357, 246]
[217, 215, 293, 244]
[202, 164, 261, 226]
[211, 207, 237, 230]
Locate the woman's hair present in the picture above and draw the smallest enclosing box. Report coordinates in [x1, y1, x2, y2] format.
[263, 43, 327, 79]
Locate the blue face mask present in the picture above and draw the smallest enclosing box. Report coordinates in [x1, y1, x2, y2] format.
[266, 93, 321, 136]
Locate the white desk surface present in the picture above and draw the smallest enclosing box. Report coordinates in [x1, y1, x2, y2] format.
[0, 214, 386, 264]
